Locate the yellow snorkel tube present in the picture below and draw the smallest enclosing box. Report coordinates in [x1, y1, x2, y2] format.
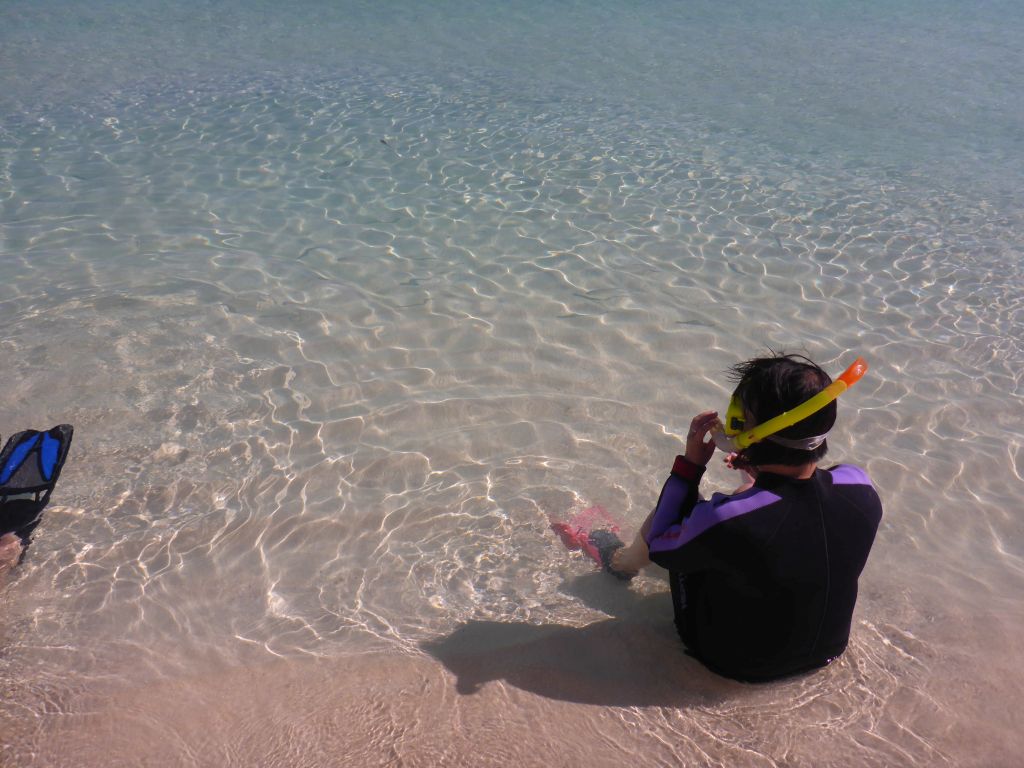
[712, 357, 868, 453]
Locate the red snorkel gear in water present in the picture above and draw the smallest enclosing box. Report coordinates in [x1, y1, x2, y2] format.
[711, 357, 868, 453]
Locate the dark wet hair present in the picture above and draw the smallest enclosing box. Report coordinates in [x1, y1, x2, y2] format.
[729, 352, 836, 467]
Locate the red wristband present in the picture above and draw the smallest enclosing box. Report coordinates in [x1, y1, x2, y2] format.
[671, 455, 706, 482]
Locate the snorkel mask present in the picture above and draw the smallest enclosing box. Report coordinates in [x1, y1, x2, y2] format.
[711, 357, 868, 454]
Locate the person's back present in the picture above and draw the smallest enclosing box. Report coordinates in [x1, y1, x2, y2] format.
[612, 353, 882, 680]
[655, 463, 881, 681]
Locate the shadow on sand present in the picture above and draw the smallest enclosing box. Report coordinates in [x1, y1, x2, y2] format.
[422, 572, 741, 707]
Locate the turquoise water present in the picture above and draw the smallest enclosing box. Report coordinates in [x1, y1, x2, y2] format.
[2, 2, 1023, 765]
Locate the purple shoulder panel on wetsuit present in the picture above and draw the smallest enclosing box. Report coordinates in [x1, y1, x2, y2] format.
[647, 488, 780, 554]
[828, 464, 873, 487]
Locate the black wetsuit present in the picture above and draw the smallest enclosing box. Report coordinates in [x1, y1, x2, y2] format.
[645, 456, 882, 682]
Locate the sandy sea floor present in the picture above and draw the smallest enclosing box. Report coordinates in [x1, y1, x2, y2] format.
[2, 1, 1024, 765]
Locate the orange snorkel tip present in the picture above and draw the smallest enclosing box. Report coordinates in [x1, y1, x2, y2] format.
[837, 357, 868, 389]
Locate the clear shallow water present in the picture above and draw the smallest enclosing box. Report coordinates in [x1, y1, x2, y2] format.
[2, 1, 1023, 765]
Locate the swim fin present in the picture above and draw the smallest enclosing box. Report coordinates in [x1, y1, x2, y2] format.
[551, 509, 635, 582]
[0, 424, 74, 540]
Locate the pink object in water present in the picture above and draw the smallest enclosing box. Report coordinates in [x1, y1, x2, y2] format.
[549, 505, 622, 570]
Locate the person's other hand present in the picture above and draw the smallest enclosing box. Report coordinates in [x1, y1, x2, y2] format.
[724, 452, 757, 476]
[724, 452, 757, 493]
[684, 410, 718, 467]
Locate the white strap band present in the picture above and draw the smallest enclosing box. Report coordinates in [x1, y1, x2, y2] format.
[765, 433, 828, 450]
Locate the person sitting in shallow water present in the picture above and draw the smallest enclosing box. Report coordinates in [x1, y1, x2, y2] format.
[611, 354, 882, 681]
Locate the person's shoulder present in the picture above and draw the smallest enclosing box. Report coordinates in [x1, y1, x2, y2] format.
[826, 464, 883, 522]
[825, 464, 873, 488]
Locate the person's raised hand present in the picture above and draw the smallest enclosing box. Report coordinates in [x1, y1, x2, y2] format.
[684, 410, 719, 467]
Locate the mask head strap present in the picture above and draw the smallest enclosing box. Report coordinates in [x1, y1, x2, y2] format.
[766, 433, 828, 450]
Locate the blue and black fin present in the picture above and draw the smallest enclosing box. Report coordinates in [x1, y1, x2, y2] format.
[0, 424, 74, 540]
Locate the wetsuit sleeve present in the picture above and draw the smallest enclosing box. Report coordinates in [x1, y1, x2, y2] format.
[644, 456, 705, 548]
[647, 481, 783, 575]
